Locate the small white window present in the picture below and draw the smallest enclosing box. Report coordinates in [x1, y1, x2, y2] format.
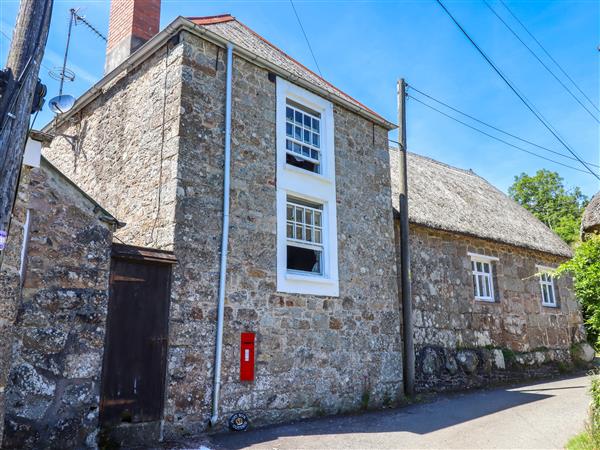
[468, 253, 498, 302]
[537, 266, 557, 307]
[286, 198, 323, 274]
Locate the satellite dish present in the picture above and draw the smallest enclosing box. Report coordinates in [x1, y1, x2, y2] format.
[49, 94, 75, 114]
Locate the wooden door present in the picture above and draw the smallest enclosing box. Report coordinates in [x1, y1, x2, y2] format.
[100, 244, 175, 425]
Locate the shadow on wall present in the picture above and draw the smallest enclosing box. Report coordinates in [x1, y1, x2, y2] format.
[200, 380, 576, 450]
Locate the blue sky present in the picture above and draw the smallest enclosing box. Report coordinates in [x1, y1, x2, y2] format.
[1, 0, 598, 197]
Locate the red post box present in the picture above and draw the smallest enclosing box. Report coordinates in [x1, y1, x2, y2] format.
[240, 332, 255, 382]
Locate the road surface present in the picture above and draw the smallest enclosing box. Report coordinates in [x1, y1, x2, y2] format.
[194, 375, 591, 449]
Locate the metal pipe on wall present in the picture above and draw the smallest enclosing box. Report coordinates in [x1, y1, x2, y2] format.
[211, 41, 234, 427]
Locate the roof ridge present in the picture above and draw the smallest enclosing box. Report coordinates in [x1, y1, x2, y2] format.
[187, 14, 235, 25]
[191, 15, 388, 123]
[392, 147, 571, 253]
[390, 146, 483, 179]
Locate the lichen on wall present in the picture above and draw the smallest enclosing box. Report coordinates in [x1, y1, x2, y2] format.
[1, 160, 113, 448]
[405, 223, 585, 391]
[0, 167, 31, 447]
[163, 31, 403, 437]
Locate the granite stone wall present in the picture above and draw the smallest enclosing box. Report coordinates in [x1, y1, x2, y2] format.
[0, 167, 31, 448]
[406, 223, 585, 392]
[1, 160, 113, 448]
[164, 31, 402, 437]
[43, 40, 183, 251]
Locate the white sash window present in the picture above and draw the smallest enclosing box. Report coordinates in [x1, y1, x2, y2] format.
[276, 78, 338, 296]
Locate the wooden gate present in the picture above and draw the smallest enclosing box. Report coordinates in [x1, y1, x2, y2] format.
[100, 244, 176, 426]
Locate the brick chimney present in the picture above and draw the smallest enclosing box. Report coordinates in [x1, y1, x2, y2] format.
[105, 0, 161, 74]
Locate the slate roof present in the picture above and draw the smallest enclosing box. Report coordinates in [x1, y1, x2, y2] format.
[582, 192, 600, 233]
[390, 148, 573, 257]
[188, 15, 393, 128]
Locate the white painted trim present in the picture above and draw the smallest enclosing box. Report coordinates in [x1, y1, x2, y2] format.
[467, 252, 499, 262]
[276, 77, 339, 297]
[536, 265, 558, 307]
[23, 138, 41, 168]
[470, 254, 496, 302]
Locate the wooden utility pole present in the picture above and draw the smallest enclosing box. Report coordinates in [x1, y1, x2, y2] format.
[398, 78, 415, 396]
[0, 0, 53, 265]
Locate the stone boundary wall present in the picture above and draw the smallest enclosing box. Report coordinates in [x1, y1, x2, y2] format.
[415, 345, 577, 393]
[1, 161, 113, 448]
[0, 168, 31, 448]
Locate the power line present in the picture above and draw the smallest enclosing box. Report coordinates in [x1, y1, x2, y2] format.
[483, 0, 599, 123]
[499, 0, 599, 114]
[408, 84, 600, 168]
[0, 27, 53, 73]
[289, 0, 323, 78]
[435, 0, 599, 181]
[406, 93, 593, 175]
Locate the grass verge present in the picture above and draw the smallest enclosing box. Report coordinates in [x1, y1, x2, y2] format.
[566, 372, 600, 450]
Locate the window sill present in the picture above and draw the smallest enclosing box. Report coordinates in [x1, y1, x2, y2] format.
[474, 297, 496, 303]
[542, 303, 558, 308]
[285, 272, 336, 285]
[284, 164, 333, 185]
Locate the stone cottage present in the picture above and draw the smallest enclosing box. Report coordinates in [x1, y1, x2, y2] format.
[33, 3, 402, 446]
[0, 133, 121, 447]
[582, 192, 600, 238]
[0, 0, 586, 447]
[391, 150, 586, 391]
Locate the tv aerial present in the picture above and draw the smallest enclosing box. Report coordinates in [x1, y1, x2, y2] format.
[48, 8, 106, 115]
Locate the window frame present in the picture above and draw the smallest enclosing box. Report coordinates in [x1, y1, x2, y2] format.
[285, 102, 322, 173]
[536, 265, 558, 308]
[468, 252, 498, 303]
[286, 198, 324, 276]
[276, 78, 339, 297]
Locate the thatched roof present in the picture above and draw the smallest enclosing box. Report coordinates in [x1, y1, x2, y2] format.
[582, 192, 600, 234]
[390, 149, 572, 257]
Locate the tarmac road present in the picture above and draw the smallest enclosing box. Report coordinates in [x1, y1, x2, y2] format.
[201, 375, 591, 450]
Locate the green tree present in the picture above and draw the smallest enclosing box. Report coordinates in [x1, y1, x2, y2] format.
[556, 235, 600, 347]
[508, 169, 588, 244]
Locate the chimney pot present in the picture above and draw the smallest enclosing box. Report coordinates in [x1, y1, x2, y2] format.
[105, 0, 161, 74]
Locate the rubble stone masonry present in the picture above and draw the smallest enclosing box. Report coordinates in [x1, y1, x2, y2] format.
[1, 160, 113, 447]
[43, 29, 403, 442]
[0, 168, 31, 447]
[407, 224, 585, 391]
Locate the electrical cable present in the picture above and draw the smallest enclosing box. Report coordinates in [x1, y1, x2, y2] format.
[408, 84, 599, 168]
[499, 0, 599, 113]
[406, 93, 593, 175]
[483, 0, 599, 123]
[0, 28, 53, 73]
[289, 0, 323, 78]
[435, 0, 599, 180]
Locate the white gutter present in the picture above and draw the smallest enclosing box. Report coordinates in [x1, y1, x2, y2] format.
[210, 42, 234, 427]
[42, 17, 396, 133]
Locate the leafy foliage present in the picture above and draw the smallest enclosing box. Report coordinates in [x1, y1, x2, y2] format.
[508, 170, 588, 244]
[556, 236, 600, 346]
